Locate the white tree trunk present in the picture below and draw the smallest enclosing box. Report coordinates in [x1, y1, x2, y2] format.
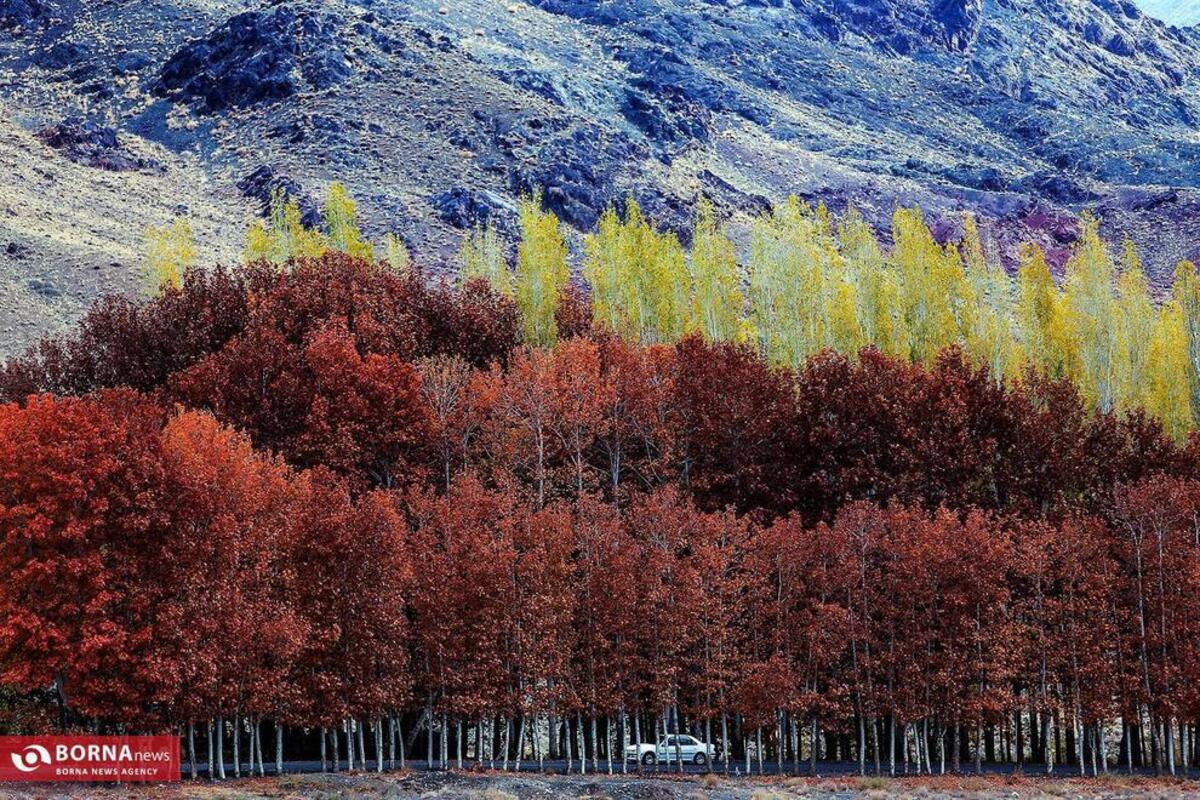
[515, 716, 526, 772]
[501, 716, 510, 772]
[216, 717, 226, 780]
[591, 715, 600, 773]
[577, 713, 587, 774]
[606, 716, 614, 774]
[634, 713, 642, 775]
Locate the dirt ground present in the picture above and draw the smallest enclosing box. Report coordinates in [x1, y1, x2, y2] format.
[3, 770, 1200, 800]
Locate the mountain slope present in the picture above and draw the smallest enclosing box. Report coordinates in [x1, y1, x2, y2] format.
[1, 0, 1199, 356]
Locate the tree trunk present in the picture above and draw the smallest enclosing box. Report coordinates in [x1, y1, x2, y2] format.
[187, 723, 196, 780]
[779, 711, 786, 776]
[515, 715, 526, 772]
[216, 717, 226, 780]
[888, 716, 895, 776]
[744, 718, 751, 775]
[389, 717, 397, 771]
[721, 713, 731, 776]
[858, 714, 866, 776]
[399, 714, 407, 770]
[577, 713, 586, 774]
[950, 720, 959, 774]
[620, 709, 628, 775]
[756, 726, 764, 775]
[809, 717, 818, 776]
[1042, 711, 1053, 775]
[634, 712, 642, 776]
[276, 721, 284, 775]
[591, 715, 600, 774]
[673, 707, 684, 774]
[500, 716, 509, 772]
[606, 716, 614, 774]
[1015, 709, 1024, 766]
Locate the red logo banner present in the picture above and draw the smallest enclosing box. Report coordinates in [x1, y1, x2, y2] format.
[0, 736, 180, 782]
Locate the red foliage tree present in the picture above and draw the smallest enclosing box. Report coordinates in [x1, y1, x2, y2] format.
[672, 336, 798, 515]
[286, 472, 411, 728]
[0, 264, 273, 401]
[172, 320, 429, 490]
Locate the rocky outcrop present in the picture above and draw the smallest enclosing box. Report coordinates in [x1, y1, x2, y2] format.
[511, 126, 640, 230]
[430, 188, 512, 231]
[156, 4, 352, 111]
[933, 0, 983, 51]
[237, 166, 321, 228]
[37, 119, 161, 173]
[0, 0, 46, 32]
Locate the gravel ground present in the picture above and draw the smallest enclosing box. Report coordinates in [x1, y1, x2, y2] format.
[3, 770, 1200, 799]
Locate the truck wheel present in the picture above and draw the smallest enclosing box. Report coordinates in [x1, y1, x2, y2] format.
[641, 752, 657, 765]
[693, 752, 708, 765]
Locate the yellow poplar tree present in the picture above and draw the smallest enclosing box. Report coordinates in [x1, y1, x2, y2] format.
[244, 189, 326, 266]
[1171, 260, 1200, 424]
[583, 205, 626, 336]
[816, 203, 865, 355]
[324, 181, 374, 261]
[583, 199, 691, 344]
[143, 218, 197, 294]
[1144, 298, 1193, 440]
[840, 207, 906, 357]
[515, 193, 569, 346]
[960, 215, 1018, 382]
[1015, 244, 1075, 379]
[641, 216, 691, 344]
[748, 197, 825, 367]
[1062, 214, 1119, 412]
[892, 207, 963, 366]
[1113, 239, 1155, 413]
[460, 223, 511, 296]
[383, 233, 412, 275]
[688, 199, 743, 343]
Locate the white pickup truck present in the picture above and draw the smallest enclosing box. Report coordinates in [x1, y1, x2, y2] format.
[624, 734, 719, 765]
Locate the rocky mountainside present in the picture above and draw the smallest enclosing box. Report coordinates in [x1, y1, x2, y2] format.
[1, 0, 1199, 356]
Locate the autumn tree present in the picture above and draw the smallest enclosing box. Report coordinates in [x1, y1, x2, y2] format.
[144, 218, 197, 294]
[285, 472, 411, 770]
[516, 194, 570, 346]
